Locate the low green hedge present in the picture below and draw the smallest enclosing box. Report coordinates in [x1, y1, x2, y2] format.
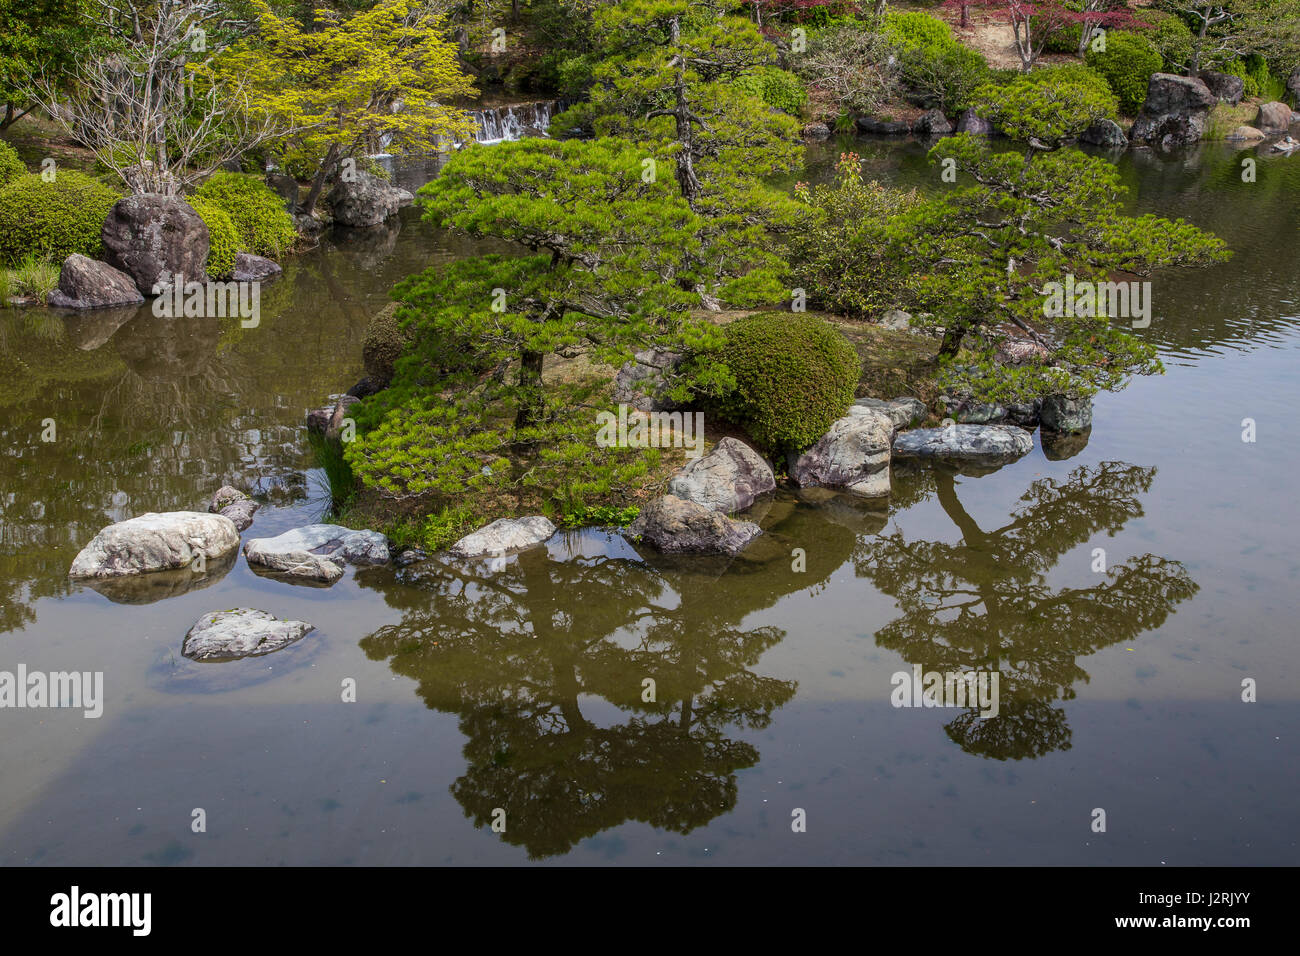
[0, 171, 121, 267]
[193, 172, 297, 259]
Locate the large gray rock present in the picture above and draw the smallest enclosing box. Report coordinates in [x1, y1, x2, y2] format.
[1199, 70, 1244, 105]
[101, 194, 210, 293]
[892, 423, 1033, 466]
[326, 170, 414, 228]
[625, 495, 761, 555]
[955, 108, 993, 135]
[207, 485, 259, 532]
[232, 252, 282, 283]
[851, 396, 926, 430]
[1227, 125, 1266, 143]
[244, 524, 389, 584]
[611, 348, 684, 411]
[182, 609, 314, 662]
[46, 254, 145, 310]
[1130, 74, 1217, 151]
[69, 511, 240, 578]
[856, 116, 911, 135]
[939, 393, 1041, 428]
[449, 516, 556, 557]
[1255, 100, 1293, 133]
[1080, 118, 1128, 149]
[790, 408, 893, 498]
[913, 109, 952, 135]
[667, 437, 774, 513]
[1038, 393, 1094, 433]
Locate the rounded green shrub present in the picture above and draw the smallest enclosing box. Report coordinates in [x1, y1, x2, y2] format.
[1087, 31, 1162, 115]
[362, 301, 412, 389]
[193, 171, 297, 259]
[883, 11, 955, 55]
[0, 141, 25, 188]
[716, 312, 860, 453]
[733, 67, 808, 115]
[1146, 13, 1194, 73]
[0, 171, 121, 268]
[884, 10, 988, 111]
[188, 196, 239, 279]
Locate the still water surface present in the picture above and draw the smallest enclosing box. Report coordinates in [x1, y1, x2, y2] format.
[0, 140, 1297, 864]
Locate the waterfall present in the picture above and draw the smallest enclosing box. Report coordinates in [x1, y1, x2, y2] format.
[466, 100, 563, 145]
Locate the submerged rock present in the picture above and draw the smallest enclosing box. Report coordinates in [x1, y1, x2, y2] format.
[625, 495, 761, 555]
[667, 437, 774, 513]
[182, 609, 314, 662]
[69, 512, 240, 579]
[207, 485, 259, 532]
[244, 524, 389, 584]
[1079, 118, 1128, 149]
[46, 254, 145, 310]
[449, 516, 556, 557]
[1039, 394, 1094, 434]
[791, 408, 894, 498]
[892, 423, 1033, 466]
[326, 170, 414, 228]
[232, 252, 282, 283]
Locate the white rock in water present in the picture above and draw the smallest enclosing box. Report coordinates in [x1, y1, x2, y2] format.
[892, 423, 1033, 464]
[182, 608, 314, 661]
[667, 437, 774, 513]
[70, 512, 240, 578]
[243, 524, 389, 584]
[450, 516, 556, 557]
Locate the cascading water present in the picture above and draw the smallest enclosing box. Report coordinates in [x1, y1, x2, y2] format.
[465, 100, 564, 145]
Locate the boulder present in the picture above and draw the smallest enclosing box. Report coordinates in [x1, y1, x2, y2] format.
[69, 511, 240, 578]
[801, 122, 832, 140]
[1227, 125, 1265, 143]
[244, 524, 389, 584]
[46, 254, 145, 310]
[625, 495, 761, 555]
[306, 394, 360, 440]
[955, 108, 993, 135]
[878, 308, 912, 331]
[362, 303, 410, 390]
[265, 172, 300, 213]
[100, 194, 210, 293]
[449, 516, 556, 557]
[232, 252, 282, 283]
[1038, 393, 1093, 433]
[611, 348, 684, 411]
[1199, 70, 1244, 105]
[892, 423, 1033, 466]
[326, 170, 415, 228]
[1255, 100, 1293, 133]
[182, 609, 314, 662]
[1130, 74, 1217, 151]
[913, 109, 953, 135]
[1079, 119, 1128, 149]
[790, 408, 893, 498]
[851, 396, 926, 430]
[667, 437, 775, 513]
[856, 116, 911, 135]
[207, 485, 259, 532]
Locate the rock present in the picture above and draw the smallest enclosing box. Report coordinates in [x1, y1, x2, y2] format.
[994, 333, 1051, 366]
[856, 116, 911, 135]
[100, 193, 210, 293]
[625, 495, 761, 555]
[393, 547, 428, 568]
[892, 423, 1033, 466]
[1271, 134, 1300, 153]
[1041, 427, 1091, 460]
[46, 254, 145, 310]
[1199, 70, 1244, 105]
[449, 516, 556, 557]
[293, 212, 326, 237]
[207, 485, 259, 532]
[852, 396, 926, 429]
[1288, 66, 1300, 107]
[955, 108, 993, 135]
[611, 348, 684, 411]
[790, 408, 893, 497]
[1130, 74, 1217, 151]
[232, 252, 282, 283]
[244, 524, 389, 584]
[362, 303, 410, 390]
[913, 109, 952, 135]
[326, 170, 414, 228]
[1255, 100, 1293, 133]
[1080, 118, 1128, 149]
[306, 395, 359, 439]
[69, 512, 240, 578]
[939, 394, 1041, 428]
[1038, 393, 1093, 433]
[347, 377, 382, 399]
[801, 122, 832, 139]
[667, 437, 775, 513]
[1227, 125, 1265, 143]
[879, 308, 912, 331]
[265, 172, 300, 213]
[182, 609, 314, 662]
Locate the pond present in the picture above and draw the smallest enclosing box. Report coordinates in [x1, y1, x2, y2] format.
[1, 137, 1297, 864]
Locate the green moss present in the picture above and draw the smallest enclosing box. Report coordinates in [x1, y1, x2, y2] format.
[362, 302, 411, 389]
[193, 172, 297, 259]
[0, 171, 122, 268]
[715, 311, 860, 454]
[187, 197, 239, 279]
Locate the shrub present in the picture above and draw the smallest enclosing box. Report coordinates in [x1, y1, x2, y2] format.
[193, 172, 297, 259]
[733, 66, 808, 115]
[882, 11, 956, 55]
[715, 312, 860, 453]
[885, 10, 989, 111]
[0, 141, 24, 188]
[0, 171, 121, 267]
[1146, 12, 1194, 74]
[187, 197, 239, 279]
[1087, 31, 1162, 115]
[974, 67, 1118, 143]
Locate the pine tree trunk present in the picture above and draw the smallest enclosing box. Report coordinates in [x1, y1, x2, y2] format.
[514, 350, 545, 428]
